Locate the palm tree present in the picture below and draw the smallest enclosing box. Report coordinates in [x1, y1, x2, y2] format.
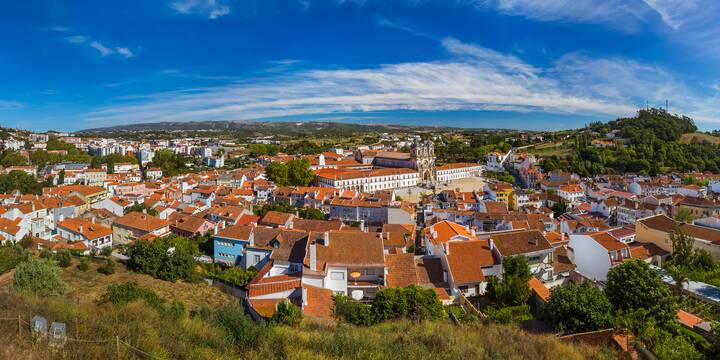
[666, 265, 689, 298]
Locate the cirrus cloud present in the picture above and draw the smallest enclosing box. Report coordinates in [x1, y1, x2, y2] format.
[82, 37, 720, 127]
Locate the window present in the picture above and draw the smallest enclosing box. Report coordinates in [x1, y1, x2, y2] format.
[253, 255, 261, 263]
[330, 272, 345, 280]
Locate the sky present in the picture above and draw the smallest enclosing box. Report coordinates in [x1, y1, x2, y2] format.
[2, 0, 720, 132]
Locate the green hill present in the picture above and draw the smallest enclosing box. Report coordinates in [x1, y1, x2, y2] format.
[542, 108, 720, 175]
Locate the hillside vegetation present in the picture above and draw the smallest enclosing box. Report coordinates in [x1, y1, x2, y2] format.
[542, 109, 720, 175]
[0, 290, 612, 360]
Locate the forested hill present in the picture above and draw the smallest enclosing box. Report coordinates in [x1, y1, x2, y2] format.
[542, 109, 720, 175]
[589, 108, 697, 142]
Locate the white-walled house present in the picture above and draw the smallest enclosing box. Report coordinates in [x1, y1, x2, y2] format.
[301, 231, 385, 300]
[568, 232, 631, 281]
[56, 218, 113, 251]
[440, 239, 500, 297]
[488, 229, 555, 283]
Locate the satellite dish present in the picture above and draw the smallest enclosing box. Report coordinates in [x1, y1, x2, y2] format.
[351, 290, 364, 301]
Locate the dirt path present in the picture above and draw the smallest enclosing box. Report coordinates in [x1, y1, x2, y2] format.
[0, 269, 15, 287]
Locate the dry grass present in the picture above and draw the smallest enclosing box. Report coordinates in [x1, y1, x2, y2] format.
[58, 257, 233, 311]
[0, 288, 615, 360]
[680, 132, 720, 145]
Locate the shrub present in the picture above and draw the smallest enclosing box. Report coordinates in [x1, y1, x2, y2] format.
[272, 300, 302, 326]
[98, 258, 116, 275]
[0, 243, 29, 273]
[39, 249, 52, 259]
[126, 237, 196, 282]
[55, 249, 72, 268]
[12, 258, 68, 296]
[214, 302, 268, 349]
[486, 305, 532, 324]
[100, 281, 163, 309]
[101, 246, 113, 257]
[373, 285, 444, 322]
[212, 266, 258, 288]
[334, 295, 377, 326]
[78, 257, 90, 271]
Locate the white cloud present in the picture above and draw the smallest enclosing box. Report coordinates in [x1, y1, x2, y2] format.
[468, 0, 653, 32]
[63, 34, 136, 59]
[90, 41, 113, 57]
[116, 47, 135, 59]
[82, 38, 720, 126]
[0, 100, 24, 110]
[65, 35, 89, 44]
[171, 0, 230, 19]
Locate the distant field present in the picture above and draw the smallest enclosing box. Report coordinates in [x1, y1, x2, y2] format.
[526, 142, 572, 157]
[680, 132, 720, 145]
[59, 257, 234, 310]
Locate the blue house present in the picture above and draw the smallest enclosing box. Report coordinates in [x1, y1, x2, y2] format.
[214, 225, 253, 266]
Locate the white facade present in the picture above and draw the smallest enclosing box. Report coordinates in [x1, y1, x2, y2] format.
[436, 164, 482, 183]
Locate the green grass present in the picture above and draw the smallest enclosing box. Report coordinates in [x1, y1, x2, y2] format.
[526, 142, 573, 157]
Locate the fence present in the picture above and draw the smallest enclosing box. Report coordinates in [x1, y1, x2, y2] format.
[0, 316, 162, 359]
[457, 293, 487, 320]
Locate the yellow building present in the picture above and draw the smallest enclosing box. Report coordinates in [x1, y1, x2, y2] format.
[486, 182, 515, 210]
[636, 214, 720, 260]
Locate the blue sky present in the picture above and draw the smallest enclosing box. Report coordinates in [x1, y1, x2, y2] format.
[2, 0, 720, 132]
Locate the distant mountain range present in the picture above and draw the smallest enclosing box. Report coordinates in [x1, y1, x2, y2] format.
[79, 120, 522, 134]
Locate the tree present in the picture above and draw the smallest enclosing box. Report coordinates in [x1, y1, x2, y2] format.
[286, 159, 314, 186]
[298, 207, 324, 220]
[124, 203, 158, 216]
[502, 255, 531, 281]
[668, 230, 695, 268]
[551, 199, 568, 217]
[1, 151, 28, 167]
[605, 260, 677, 326]
[265, 162, 289, 186]
[55, 249, 72, 268]
[665, 265, 689, 298]
[253, 202, 295, 217]
[675, 208, 694, 224]
[126, 237, 196, 282]
[12, 258, 68, 296]
[486, 256, 532, 307]
[542, 283, 613, 333]
[57, 169, 65, 184]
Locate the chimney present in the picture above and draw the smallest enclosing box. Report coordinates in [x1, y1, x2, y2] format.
[360, 220, 365, 232]
[92, 217, 96, 224]
[323, 231, 330, 246]
[309, 241, 317, 271]
[444, 242, 449, 255]
[489, 238, 495, 251]
[79, 225, 84, 233]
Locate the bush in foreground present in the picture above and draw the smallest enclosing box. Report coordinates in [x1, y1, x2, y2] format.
[12, 258, 68, 297]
